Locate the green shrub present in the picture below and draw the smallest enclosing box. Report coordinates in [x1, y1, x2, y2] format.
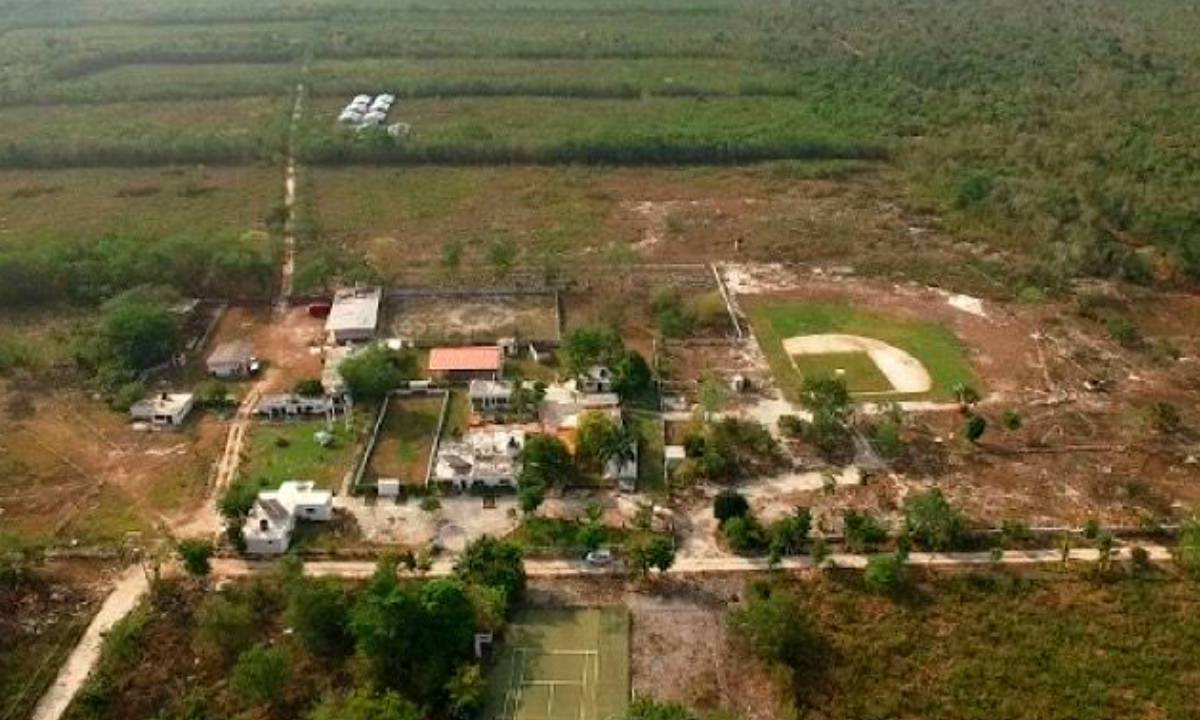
[713, 490, 750, 525]
[904, 489, 967, 551]
[843, 510, 887, 553]
[864, 552, 908, 593]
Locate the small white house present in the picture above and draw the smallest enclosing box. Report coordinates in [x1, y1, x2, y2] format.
[206, 339, 255, 379]
[256, 393, 341, 419]
[377, 478, 402, 499]
[129, 392, 194, 427]
[241, 481, 333, 556]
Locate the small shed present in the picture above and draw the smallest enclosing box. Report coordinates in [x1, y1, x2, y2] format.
[206, 339, 255, 379]
[377, 479, 402, 498]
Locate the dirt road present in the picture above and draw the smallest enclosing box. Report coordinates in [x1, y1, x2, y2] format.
[209, 544, 1174, 580]
[30, 566, 148, 720]
[277, 81, 303, 313]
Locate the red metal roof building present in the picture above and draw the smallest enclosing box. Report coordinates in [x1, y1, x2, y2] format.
[428, 346, 503, 379]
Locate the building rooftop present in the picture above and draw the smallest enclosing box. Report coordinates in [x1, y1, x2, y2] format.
[207, 339, 254, 365]
[428, 346, 503, 372]
[468, 379, 513, 399]
[129, 392, 193, 417]
[326, 286, 382, 334]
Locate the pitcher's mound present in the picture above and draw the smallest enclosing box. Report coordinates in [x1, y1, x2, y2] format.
[782, 334, 932, 394]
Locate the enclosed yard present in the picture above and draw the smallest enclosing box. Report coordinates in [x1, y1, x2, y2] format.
[485, 607, 630, 720]
[388, 294, 560, 345]
[364, 393, 445, 486]
[242, 418, 361, 491]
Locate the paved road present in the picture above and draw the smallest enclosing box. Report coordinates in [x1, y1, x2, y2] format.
[30, 566, 148, 720]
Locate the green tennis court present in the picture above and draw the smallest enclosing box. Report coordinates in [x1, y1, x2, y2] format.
[486, 608, 630, 720]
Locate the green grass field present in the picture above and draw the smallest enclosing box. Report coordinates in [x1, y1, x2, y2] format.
[243, 419, 360, 490]
[747, 300, 980, 401]
[789, 351, 894, 394]
[486, 607, 630, 720]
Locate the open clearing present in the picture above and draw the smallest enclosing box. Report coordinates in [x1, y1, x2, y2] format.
[484, 607, 630, 720]
[746, 299, 979, 402]
[389, 294, 560, 345]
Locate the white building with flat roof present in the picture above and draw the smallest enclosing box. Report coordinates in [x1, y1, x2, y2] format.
[241, 481, 333, 555]
[434, 426, 527, 491]
[130, 392, 194, 427]
[326, 286, 382, 344]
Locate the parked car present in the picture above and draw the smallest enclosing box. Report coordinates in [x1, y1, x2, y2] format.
[585, 549, 613, 566]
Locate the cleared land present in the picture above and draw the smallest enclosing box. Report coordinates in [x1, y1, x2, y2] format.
[365, 394, 444, 485]
[389, 294, 559, 345]
[485, 607, 630, 720]
[746, 300, 980, 401]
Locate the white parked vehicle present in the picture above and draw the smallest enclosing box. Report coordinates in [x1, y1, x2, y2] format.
[361, 110, 387, 126]
[338, 109, 363, 124]
[351, 94, 372, 106]
[585, 549, 613, 566]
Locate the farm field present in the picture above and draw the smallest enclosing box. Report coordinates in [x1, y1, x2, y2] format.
[301, 96, 884, 165]
[0, 97, 290, 167]
[305, 57, 795, 99]
[365, 394, 445, 486]
[745, 299, 981, 401]
[0, 166, 282, 246]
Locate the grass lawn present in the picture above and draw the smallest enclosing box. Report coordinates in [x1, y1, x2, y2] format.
[627, 410, 665, 493]
[787, 571, 1200, 720]
[242, 419, 360, 490]
[441, 390, 471, 440]
[746, 300, 980, 402]
[506, 517, 630, 557]
[789, 351, 894, 394]
[366, 394, 445, 485]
